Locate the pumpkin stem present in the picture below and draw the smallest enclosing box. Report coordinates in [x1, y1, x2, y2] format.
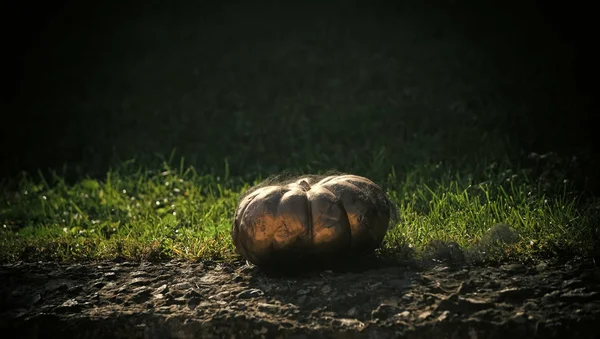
[298, 180, 311, 191]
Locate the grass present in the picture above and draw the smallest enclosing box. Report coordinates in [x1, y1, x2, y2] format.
[1, 153, 597, 264]
[3, 1, 598, 265]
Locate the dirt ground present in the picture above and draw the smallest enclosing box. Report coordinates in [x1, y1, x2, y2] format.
[1, 256, 599, 339]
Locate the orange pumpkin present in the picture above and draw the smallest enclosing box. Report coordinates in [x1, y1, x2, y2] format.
[231, 174, 395, 269]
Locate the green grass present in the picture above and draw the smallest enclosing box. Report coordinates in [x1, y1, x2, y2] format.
[1, 154, 597, 264]
[3, 2, 598, 265]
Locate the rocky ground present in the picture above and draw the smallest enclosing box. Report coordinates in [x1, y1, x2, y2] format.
[1, 256, 599, 339]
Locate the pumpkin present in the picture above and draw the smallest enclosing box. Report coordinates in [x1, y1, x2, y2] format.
[231, 174, 395, 269]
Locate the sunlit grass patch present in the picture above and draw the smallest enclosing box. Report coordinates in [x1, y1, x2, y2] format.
[0, 158, 597, 264]
[0, 160, 244, 262]
[382, 165, 598, 263]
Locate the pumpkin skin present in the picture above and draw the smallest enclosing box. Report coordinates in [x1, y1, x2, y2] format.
[231, 174, 394, 269]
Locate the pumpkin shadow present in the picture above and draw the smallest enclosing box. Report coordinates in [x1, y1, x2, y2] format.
[249, 253, 410, 279]
[241, 253, 423, 323]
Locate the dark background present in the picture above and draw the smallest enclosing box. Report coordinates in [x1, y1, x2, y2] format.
[2, 0, 596, 190]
